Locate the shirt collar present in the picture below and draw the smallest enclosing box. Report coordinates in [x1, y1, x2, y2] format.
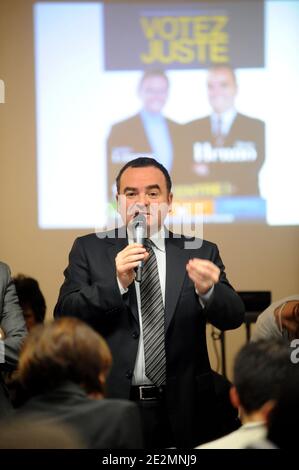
[242, 421, 266, 430]
[141, 109, 164, 123]
[127, 225, 166, 252]
[149, 226, 166, 252]
[211, 107, 237, 130]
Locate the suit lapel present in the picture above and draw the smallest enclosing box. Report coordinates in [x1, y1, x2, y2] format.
[126, 284, 139, 325]
[106, 230, 139, 325]
[165, 234, 191, 332]
[104, 228, 191, 329]
[223, 112, 240, 146]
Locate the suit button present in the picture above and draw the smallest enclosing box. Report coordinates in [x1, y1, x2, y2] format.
[132, 331, 139, 339]
[126, 370, 133, 379]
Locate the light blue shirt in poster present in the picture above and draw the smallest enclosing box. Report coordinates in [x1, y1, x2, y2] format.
[141, 110, 173, 172]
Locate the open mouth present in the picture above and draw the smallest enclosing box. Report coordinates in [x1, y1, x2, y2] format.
[132, 210, 151, 217]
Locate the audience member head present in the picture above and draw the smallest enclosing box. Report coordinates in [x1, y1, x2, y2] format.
[13, 274, 46, 331]
[207, 64, 238, 114]
[18, 317, 112, 397]
[138, 69, 169, 114]
[230, 339, 291, 421]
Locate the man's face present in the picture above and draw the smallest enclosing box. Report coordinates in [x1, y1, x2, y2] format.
[139, 75, 169, 114]
[207, 68, 237, 114]
[117, 166, 172, 233]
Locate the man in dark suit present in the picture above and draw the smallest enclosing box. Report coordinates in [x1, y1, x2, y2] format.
[0, 262, 27, 417]
[107, 70, 183, 201]
[185, 65, 265, 196]
[54, 157, 244, 448]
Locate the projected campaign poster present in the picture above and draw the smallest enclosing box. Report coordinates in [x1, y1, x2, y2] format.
[34, 1, 299, 228]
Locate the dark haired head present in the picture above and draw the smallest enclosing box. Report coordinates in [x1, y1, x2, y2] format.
[115, 157, 172, 194]
[139, 69, 169, 89]
[13, 274, 46, 324]
[208, 64, 237, 84]
[233, 339, 291, 414]
[18, 317, 112, 396]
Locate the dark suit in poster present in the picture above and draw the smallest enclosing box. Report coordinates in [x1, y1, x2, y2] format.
[184, 113, 265, 196]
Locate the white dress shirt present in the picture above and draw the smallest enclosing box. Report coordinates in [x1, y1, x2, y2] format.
[196, 421, 267, 449]
[117, 227, 214, 385]
[210, 108, 237, 137]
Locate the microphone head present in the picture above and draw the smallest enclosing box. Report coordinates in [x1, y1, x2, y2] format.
[133, 212, 147, 228]
[132, 213, 147, 244]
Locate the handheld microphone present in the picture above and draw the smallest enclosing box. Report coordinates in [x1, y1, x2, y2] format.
[132, 213, 147, 282]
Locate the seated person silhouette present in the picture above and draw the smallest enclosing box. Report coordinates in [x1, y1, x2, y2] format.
[4, 274, 46, 406]
[185, 65, 265, 197]
[0, 262, 27, 417]
[13, 274, 46, 332]
[252, 294, 299, 341]
[197, 339, 291, 449]
[8, 318, 143, 449]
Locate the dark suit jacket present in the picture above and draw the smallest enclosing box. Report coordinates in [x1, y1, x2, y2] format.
[14, 381, 143, 449]
[0, 262, 27, 417]
[107, 113, 185, 199]
[184, 113, 265, 195]
[54, 230, 244, 447]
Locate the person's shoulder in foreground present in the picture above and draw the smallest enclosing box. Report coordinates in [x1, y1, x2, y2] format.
[0, 261, 27, 369]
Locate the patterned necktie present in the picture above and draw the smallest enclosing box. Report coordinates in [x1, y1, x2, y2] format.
[140, 240, 166, 386]
[214, 115, 224, 147]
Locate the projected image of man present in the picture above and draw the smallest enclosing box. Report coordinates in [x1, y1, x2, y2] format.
[185, 65, 265, 197]
[107, 70, 183, 201]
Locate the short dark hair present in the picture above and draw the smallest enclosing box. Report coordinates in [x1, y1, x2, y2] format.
[115, 157, 172, 193]
[139, 69, 169, 89]
[18, 318, 112, 396]
[233, 339, 291, 413]
[13, 274, 46, 323]
[208, 64, 237, 84]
